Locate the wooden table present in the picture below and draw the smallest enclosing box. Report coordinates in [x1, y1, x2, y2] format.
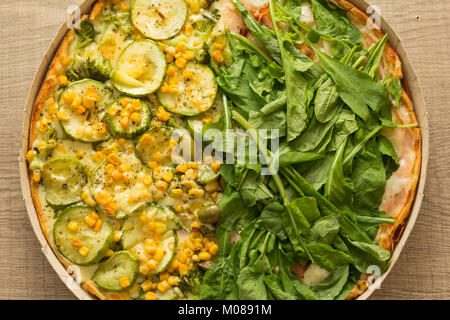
[0, 0, 449, 300]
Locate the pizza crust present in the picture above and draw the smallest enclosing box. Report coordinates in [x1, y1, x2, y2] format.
[27, 0, 422, 300]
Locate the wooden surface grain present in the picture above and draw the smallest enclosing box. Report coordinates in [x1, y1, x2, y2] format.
[0, 0, 449, 300]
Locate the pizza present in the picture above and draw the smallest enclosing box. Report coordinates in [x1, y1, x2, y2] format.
[26, 0, 421, 300]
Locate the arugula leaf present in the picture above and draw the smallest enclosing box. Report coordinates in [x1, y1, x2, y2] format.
[270, 2, 314, 141]
[314, 49, 390, 122]
[279, 151, 324, 167]
[324, 138, 354, 211]
[363, 34, 388, 78]
[231, 0, 282, 64]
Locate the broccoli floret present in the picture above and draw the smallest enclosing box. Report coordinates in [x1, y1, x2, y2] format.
[178, 268, 204, 296]
[76, 20, 98, 48]
[82, 56, 112, 82]
[66, 55, 112, 82]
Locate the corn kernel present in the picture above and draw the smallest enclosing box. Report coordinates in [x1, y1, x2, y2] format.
[153, 249, 165, 261]
[178, 264, 190, 276]
[190, 222, 201, 232]
[170, 188, 183, 198]
[176, 42, 186, 53]
[119, 276, 130, 288]
[108, 105, 118, 117]
[107, 153, 120, 165]
[145, 291, 159, 300]
[48, 104, 58, 116]
[142, 175, 153, 186]
[56, 111, 69, 121]
[182, 51, 195, 61]
[120, 97, 131, 107]
[213, 42, 224, 50]
[139, 264, 150, 275]
[130, 112, 141, 123]
[175, 57, 187, 69]
[176, 163, 188, 173]
[167, 65, 177, 76]
[161, 171, 174, 183]
[189, 0, 200, 13]
[79, 246, 89, 256]
[58, 75, 69, 86]
[155, 180, 168, 192]
[175, 204, 184, 213]
[157, 280, 170, 293]
[105, 249, 114, 258]
[112, 170, 123, 181]
[199, 251, 212, 261]
[209, 243, 219, 255]
[26, 150, 36, 162]
[141, 280, 153, 292]
[159, 272, 170, 281]
[211, 161, 221, 171]
[147, 161, 158, 169]
[67, 221, 79, 232]
[188, 188, 205, 198]
[184, 24, 194, 36]
[72, 238, 82, 247]
[212, 50, 224, 64]
[114, 230, 122, 242]
[192, 254, 200, 262]
[147, 221, 156, 231]
[120, 116, 129, 128]
[154, 222, 167, 234]
[84, 216, 97, 228]
[146, 259, 157, 270]
[93, 219, 103, 232]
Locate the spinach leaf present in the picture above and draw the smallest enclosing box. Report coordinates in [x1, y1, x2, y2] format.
[305, 214, 340, 245]
[237, 267, 268, 300]
[311, 265, 349, 300]
[307, 243, 352, 272]
[289, 197, 321, 225]
[260, 201, 287, 240]
[248, 109, 286, 139]
[314, 77, 340, 123]
[345, 239, 391, 273]
[263, 275, 297, 300]
[377, 135, 399, 179]
[302, 153, 335, 190]
[351, 141, 386, 209]
[326, 108, 359, 152]
[311, 0, 362, 44]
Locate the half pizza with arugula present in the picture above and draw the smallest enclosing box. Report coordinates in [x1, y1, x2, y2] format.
[27, 0, 420, 300]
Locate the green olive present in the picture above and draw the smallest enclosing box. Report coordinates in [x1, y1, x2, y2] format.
[197, 204, 220, 224]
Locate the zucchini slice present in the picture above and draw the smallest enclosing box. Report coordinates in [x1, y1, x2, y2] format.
[135, 126, 175, 166]
[131, 0, 188, 40]
[58, 79, 114, 143]
[112, 40, 167, 97]
[196, 164, 219, 184]
[90, 153, 152, 219]
[130, 230, 177, 275]
[121, 205, 178, 250]
[104, 97, 151, 139]
[187, 92, 224, 134]
[138, 288, 179, 300]
[157, 62, 217, 116]
[42, 157, 88, 206]
[53, 206, 113, 265]
[92, 251, 139, 292]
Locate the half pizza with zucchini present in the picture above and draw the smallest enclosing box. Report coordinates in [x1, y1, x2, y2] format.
[27, 0, 420, 300]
